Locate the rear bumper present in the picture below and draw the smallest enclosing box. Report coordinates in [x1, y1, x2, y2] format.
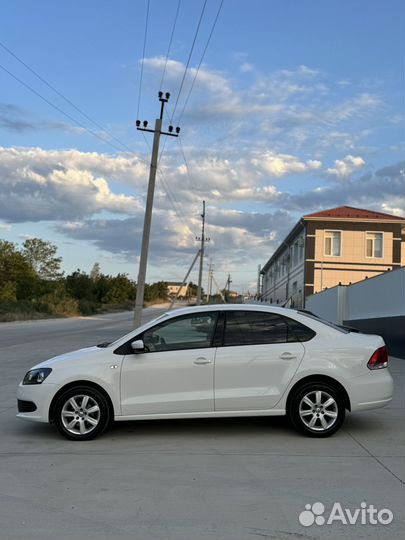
[350, 369, 393, 412]
[354, 397, 392, 411]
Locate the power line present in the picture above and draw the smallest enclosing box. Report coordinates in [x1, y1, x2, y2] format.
[159, 105, 196, 198]
[177, 0, 224, 125]
[158, 0, 222, 182]
[159, 0, 182, 90]
[0, 40, 135, 154]
[177, 136, 197, 197]
[136, 0, 151, 120]
[158, 169, 196, 239]
[170, 0, 208, 123]
[0, 40, 197, 243]
[140, 130, 195, 240]
[0, 62, 128, 153]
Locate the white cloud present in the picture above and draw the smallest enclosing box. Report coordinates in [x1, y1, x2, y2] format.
[240, 62, 254, 73]
[140, 57, 382, 168]
[252, 152, 322, 177]
[0, 146, 146, 222]
[326, 154, 365, 179]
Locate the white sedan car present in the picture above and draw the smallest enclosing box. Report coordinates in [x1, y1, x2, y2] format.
[17, 305, 393, 440]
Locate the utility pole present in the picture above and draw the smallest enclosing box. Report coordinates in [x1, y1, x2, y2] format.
[223, 274, 232, 293]
[196, 200, 210, 305]
[211, 272, 225, 302]
[133, 92, 180, 327]
[207, 260, 213, 303]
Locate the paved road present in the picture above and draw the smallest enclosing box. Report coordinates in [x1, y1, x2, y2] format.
[0, 310, 404, 540]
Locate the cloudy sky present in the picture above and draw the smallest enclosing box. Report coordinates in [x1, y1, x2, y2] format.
[0, 0, 404, 292]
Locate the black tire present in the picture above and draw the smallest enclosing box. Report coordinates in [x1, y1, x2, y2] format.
[288, 381, 345, 437]
[54, 385, 110, 441]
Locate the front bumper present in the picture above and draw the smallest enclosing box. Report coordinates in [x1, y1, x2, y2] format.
[16, 382, 60, 423]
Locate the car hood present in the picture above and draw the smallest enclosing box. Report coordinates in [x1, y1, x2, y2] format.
[30, 345, 102, 370]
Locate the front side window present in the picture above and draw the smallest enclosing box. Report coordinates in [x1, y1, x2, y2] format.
[324, 230, 341, 256]
[142, 312, 218, 352]
[366, 232, 383, 258]
[224, 311, 288, 346]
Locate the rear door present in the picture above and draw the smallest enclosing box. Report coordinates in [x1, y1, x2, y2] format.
[214, 310, 305, 411]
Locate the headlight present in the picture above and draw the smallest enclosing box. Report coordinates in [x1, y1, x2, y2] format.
[23, 368, 52, 385]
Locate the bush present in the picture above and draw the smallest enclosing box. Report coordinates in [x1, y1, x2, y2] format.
[78, 299, 98, 315]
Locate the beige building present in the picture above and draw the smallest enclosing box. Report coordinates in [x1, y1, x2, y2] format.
[167, 282, 189, 298]
[261, 206, 405, 308]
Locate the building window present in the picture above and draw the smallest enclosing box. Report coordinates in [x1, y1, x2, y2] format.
[298, 239, 304, 261]
[324, 230, 341, 256]
[293, 242, 299, 267]
[366, 232, 383, 258]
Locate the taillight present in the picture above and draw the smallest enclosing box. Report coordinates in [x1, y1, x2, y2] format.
[367, 346, 388, 370]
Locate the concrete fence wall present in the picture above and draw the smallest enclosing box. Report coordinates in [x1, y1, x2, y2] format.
[306, 267, 405, 358]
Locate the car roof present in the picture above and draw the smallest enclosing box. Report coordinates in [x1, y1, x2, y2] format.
[164, 303, 298, 318]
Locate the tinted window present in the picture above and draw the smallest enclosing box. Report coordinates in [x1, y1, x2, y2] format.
[142, 312, 218, 352]
[283, 317, 316, 342]
[224, 311, 288, 346]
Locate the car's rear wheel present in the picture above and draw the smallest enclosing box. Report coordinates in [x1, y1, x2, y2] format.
[54, 386, 110, 441]
[288, 382, 345, 437]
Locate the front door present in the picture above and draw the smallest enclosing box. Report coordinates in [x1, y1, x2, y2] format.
[121, 312, 218, 416]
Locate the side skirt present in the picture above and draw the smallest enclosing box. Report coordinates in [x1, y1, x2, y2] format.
[115, 409, 286, 422]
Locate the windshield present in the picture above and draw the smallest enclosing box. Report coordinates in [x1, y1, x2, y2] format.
[297, 310, 350, 334]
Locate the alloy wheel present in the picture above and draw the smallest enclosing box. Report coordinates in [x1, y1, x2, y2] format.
[61, 394, 101, 436]
[298, 390, 338, 432]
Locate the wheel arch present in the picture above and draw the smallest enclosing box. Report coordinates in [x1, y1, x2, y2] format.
[286, 374, 351, 413]
[49, 380, 115, 423]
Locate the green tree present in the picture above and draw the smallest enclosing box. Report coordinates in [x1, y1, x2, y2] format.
[144, 281, 168, 302]
[102, 274, 136, 304]
[66, 270, 95, 301]
[0, 240, 38, 300]
[22, 238, 63, 280]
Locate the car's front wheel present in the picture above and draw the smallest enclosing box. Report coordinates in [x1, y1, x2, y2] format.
[54, 386, 110, 440]
[289, 382, 345, 437]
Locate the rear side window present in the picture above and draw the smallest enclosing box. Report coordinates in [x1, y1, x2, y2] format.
[224, 311, 288, 346]
[283, 317, 316, 342]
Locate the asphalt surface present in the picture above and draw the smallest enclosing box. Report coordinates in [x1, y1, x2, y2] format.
[0, 308, 403, 540]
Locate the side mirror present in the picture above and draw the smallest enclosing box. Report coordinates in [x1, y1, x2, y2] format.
[130, 339, 145, 353]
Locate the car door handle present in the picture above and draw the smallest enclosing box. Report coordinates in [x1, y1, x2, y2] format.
[194, 357, 212, 365]
[279, 352, 297, 360]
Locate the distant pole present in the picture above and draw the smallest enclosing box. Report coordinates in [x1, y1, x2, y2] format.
[211, 272, 225, 302]
[257, 264, 261, 299]
[207, 260, 213, 302]
[168, 249, 200, 310]
[133, 92, 180, 328]
[196, 200, 209, 305]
